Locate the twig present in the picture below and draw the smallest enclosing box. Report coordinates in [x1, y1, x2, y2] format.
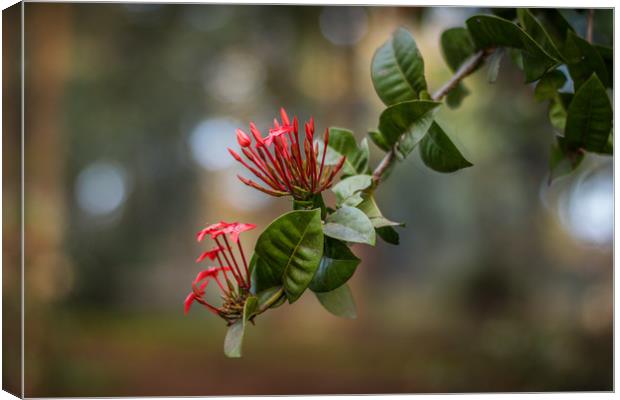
[371, 49, 493, 184]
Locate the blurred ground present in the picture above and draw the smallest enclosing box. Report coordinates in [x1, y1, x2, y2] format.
[3, 4, 613, 396]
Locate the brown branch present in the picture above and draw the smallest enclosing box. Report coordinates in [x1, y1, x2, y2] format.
[371, 49, 493, 184]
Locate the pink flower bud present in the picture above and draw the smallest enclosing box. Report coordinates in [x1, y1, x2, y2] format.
[236, 129, 251, 147]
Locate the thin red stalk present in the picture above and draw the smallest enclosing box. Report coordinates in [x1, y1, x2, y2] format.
[256, 145, 287, 187]
[237, 176, 287, 196]
[237, 240, 249, 286]
[232, 153, 280, 191]
[193, 296, 221, 316]
[215, 253, 235, 290]
[222, 235, 246, 287]
[214, 276, 229, 296]
[249, 147, 286, 190]
[241, 148, 282, 189]
[214, 237, 243, 286]
[317, 130, 328, 189]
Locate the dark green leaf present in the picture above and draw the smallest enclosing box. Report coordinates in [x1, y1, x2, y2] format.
[315, 284, 357, 319]
[371, 27, 427, 105]
[532, 9, 574, 49]
[378, 100, 441, 154]
[441, 27, 476, 71]
[466, 14, 558, 81]
[255, 209, 324, 303]
[565, 74, 612, 153]
[224, 296, 258, 358]
[326, 128, 369, 177]
[517, 8, 564, 61]
[446, 83, 470, 109]
[564, 31, 610, 89]
[332, 174, 373, 207]
[419, 122, 473, 173]
[377, 226, 400, 245]
[323, 206, 376, 246]
[250, 253, 282, 294]
[256, 286, 285, 310]
[368, 130, 391, 152]
[593, 45, 613, 88]
[534, 70, 567, 101]
[309, 238, 360, 293]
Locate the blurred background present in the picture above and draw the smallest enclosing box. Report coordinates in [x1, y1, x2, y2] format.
[3, 4, 613, 396]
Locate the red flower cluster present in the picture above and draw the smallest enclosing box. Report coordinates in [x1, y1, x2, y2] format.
[185, 221, 256, 321]
[229, 108, 345, 200]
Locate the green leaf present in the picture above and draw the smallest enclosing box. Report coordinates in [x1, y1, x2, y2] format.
[256, 286, 285, 310]
[564, 30, 610, 90]
[517, 8, 564, 61]
[368, 130, 391, 152]
[357, 194, 403, 229]
[446, 83, 470, 109]
[440, 27, 476, 71]
[250, 253, 282, 294]
[332, 174, 373, 207]
[377, 226, 400, 245]
[534, 70, 567, 101]
[378, 100, 441, 155]
[326, 128, 369, 177]
[224, 296, 258, 358]
[419, 122, 473, 173]
[255, 209, 324, 303]
[593, 45, 613, 88]
[531, 9, 574, 50]
[564, 74, 612, 153]
[315, 284, 357, 319]
[465, 14, 558, 81]
[548, 93, 572, 133]
[323, 206, 376, 246]
[371, 27, 427, 105]
[309, 238, 360, 293]
[487, 48, 505, 83]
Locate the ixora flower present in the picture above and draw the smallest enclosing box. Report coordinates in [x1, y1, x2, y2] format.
[185, 221, 256, 323]
[228, 108, 346, 201]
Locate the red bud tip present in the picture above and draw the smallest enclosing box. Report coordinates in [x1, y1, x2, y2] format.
[249, 122, 264, 145]
[236, 129, 251, 147]
[227, 148, 242, 161]
[280, 107, 290, 126]
[273, 118, 280, 129]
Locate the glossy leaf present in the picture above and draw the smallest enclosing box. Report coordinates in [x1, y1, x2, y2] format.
[440, 27, 476, 71]
[534, 70, 567, 101]
[465, 14, 558, 81]
[250, 253, 282, 294]
[332, 174, 373, 207]
[368, 130, 391, 152]
[564, 30, 610, 89]
[371, 27, 427, 105]
[378, 100, 441, 154]
[323, 206, 376, 246]
[517, 8, 564, 61]
[256, 286, 285, 310]
[326, 128, 369, 177]
[357, 194, 403, 228]
[419, 122, 473, 173]
[309, 238, 360, 293]
[255, 209, 324, 303]
[224, 296, 258, 358]
[593, 45, 613, 88]
[315, 283, 357, 319]
[564, 74, 612, 153]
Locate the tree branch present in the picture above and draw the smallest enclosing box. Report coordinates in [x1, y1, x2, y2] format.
[586, 9, 594, 43]
[372, 49, 493, 184]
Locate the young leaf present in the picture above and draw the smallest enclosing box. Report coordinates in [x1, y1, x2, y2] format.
[440, 27, 476, 72]
[564, 74, 612, 153]
[419, 122, 473, 173]
[371, 27, 427, 106]
[309, 238, 360, 293]
[332, 174, 373, 207]
[446, 83, 470, 109]
[548, 93, 573, 133]
[315, 284, 357, 319]
[378, 100, 441, 154]
[224, 296, 259, 358]
[255, 209, 324, 303]
[323, 206, 376, 246]
[564, 31, 610, 90]
[534, 70, 567, 101]
[357, 194, 403, 228]
[326, 128, 369, 177]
